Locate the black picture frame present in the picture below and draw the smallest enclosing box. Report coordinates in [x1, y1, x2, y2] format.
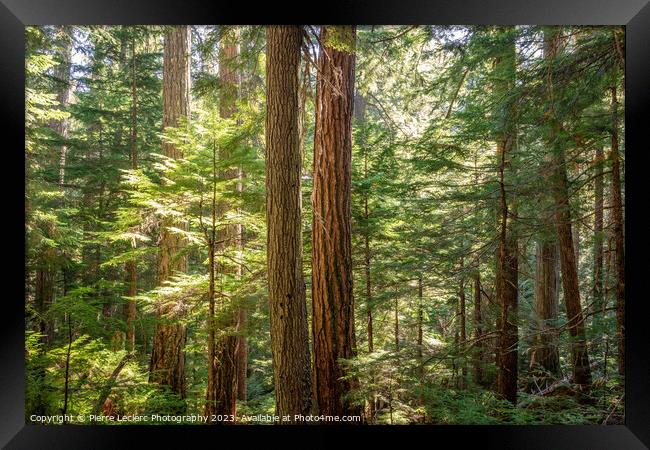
[2, 0, 649, 448]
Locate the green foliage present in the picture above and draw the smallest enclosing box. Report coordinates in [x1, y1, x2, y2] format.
[25, 24, 624, 425]
[26, 330, 185, 423]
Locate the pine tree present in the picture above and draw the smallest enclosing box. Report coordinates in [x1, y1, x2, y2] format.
[149, 25, 192, 401]
[311, 25, 361, 417]
[493, 27, 519, 405]
[265, 25, 313, 421]
[544, 28, 592, 391]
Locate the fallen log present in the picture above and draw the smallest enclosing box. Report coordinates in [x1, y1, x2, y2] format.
[92, 352, 133, 416]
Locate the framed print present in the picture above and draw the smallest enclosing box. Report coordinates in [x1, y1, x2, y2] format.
[2, 0, 649, 448]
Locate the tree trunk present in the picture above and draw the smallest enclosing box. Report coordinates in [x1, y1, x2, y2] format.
[34, 26, 73, 350]
[393, 275, 399, 355]
[125, 259, 137, 352]
[35, 250, 55, 346]
[473, 271, 484, 386]
[573, 225, 580, 276]
[125, 35, 138, 353]
[416, 276, 424, 411]
[417, 276, 424, 380]
[213, 331, 237, 419]
[205, 136, 220, 417]
[93, 353, 133, 416]
[356, 91, 376, 421]
[311, 25, 361, 418]
[51, 26, 72, 187]
[234, 58, 248, 404]
[592, 146, 604, 326]
[357, 91, 373, 356]
[609, 69, 625, 377]
[364, 195, 373, 349]
[545, 29, 592, 390]
[265, 26, 313, 421]
[459, 262, 467, 388]
[235, 279, 247, 401]
[530, 240, 561, 378]
[61, 314, 73, 422]
[209, 29, 241, 421]
[494, 28, 519, 405]
[149, 26, 191, 400]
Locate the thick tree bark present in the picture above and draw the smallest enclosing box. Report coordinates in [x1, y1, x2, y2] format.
[609, 71, 625, 377]
[265, 26, 313, 421]
[311, 25, 361, 418]
[530, 240, 561, 378]
[494, 28, 519, 405]
[149, 26, 191, 400]
[545, 29, 592, 390]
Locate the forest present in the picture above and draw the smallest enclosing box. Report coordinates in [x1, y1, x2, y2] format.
[25, 24, 625, 425]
